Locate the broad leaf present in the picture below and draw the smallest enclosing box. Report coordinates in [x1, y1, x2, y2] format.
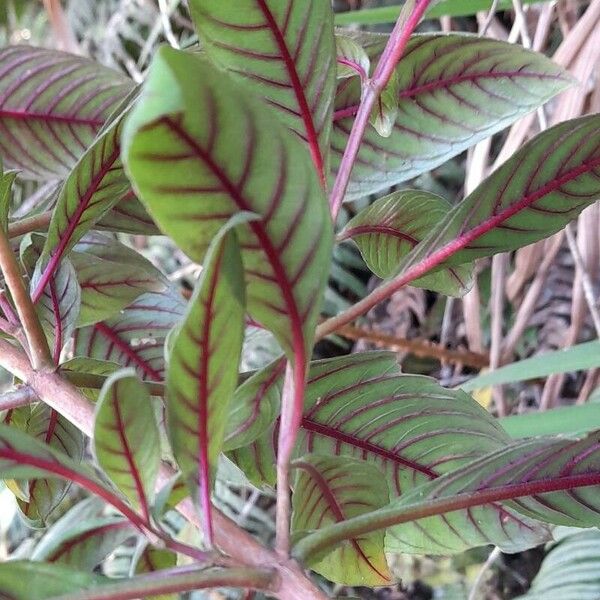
[33, 515, 135, 570]
[398, 114, 600, 278]
[292, 455, 390, 586]
[229, 352, 509, 492]
[0, 561, 105, 599]
[331, 33, 572, 199]
[0, 46, 133, 179]
[71, 250, 164, 326]
[34, 113, 132, 303]
[94, 370, 161, 520]
[168, 229, 245, 541]
[17, 404, 85, 525]
[60, 357, 122, 401]
[294, 433, 600, 563]
[123, 48, 332, 364]
[97, 192, 159, 235]
[191, 0, 336, 183]
[339, 190, 473, 295]
[73, 287, 186, 381]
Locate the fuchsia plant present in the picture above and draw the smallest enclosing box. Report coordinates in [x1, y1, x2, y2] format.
[0, 1, 598, 599]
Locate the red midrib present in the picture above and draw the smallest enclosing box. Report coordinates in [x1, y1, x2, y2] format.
[196, 243, 226, 545]
[301, 418, 438, 479]
[333, 70, 563, 122]
[93, 321, 162, 382]
[339, 223, 418, 245]
[32, 145, 122, 304]
[255, 0, 325, 186]
[0, 108, 104, 127]
[112, 389, 150, 521]
[295, 460, 389, 580]
[50, 521, 130, 561]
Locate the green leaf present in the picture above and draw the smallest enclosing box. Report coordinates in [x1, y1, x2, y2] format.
[18, 404, 85, 525]
[294, 433, 600, 564]
[71, 250, 165, 327]
[168, 229, 245, 541]
[0, 46, 133, 179]
[369, 70, 399, 138]
[190, 0, 336, 183]
[0, 164, 17, 232]
[515, 527, 600, 600]
[292, 455, 390, 586]
[122, 47, 332, 364]
[34, 113, 132, 304]
[461, 340, 600, 392]
[73, 287, 186, 382]
[336, 34, 370, 81]
[331, 33, 573, 200]
[334, 0, 546, 24]
[97, 193, 160, 235]
[339, 190, 473, 295]
[133, 546, 177, 600]
[398, 114, 600, 279]
[0, 561, 105, 599]
[60, 357, 122, 401]
[229, 352, 510, 493]
[33, 515, 135, 570]
[94, 370, 161, 520]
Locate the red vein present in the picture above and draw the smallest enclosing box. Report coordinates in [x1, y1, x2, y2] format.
[338, 223, 418, 245]
[0, 108, 104, 127]
[255, 0, 325, 186]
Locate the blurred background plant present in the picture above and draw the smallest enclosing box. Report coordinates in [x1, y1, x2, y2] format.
[0, 1, 599, 598]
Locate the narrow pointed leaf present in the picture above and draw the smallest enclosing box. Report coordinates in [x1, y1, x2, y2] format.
[399, 114, 600, 278]
[33, 516, 135, 570]
[0, 46, 133, 179]
[72, 250, 165, 327]
[294, 433, 600, 563]
[94, 370, 161, 519]
[168, 229, 245, 542]
[331, 33, 572, 199]
[339, 190, 473, 295]
[229, 352, 509, 493]
[369, 70, 399, 138]
[122, 48, 332, 364]
[292, 455, 390, 586]
[73, 287, 186, 382]
[18, 404, 85, 524]
[35, 115, 132, 302]
[191, 0, 336, 182]
[0, 561, 105, 600]
[0, 164, 17, 232]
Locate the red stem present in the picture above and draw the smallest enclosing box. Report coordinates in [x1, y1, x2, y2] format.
[329, 0, 432, 220]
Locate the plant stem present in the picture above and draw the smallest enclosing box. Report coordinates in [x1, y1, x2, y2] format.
[0, 229, 52, 370]
[0, 386, 37, 411]
[329, 0, 432, 219]
[48, 566, 277, 600]
[7, 211, 52, 238]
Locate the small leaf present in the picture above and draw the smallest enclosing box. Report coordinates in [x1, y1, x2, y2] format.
[0, 561, 105, 599]
[336, 34, 370, 81]
[18, 404, 85, 525]
[0, 46, 133, 179]
[168, 229, 245, 542]
[398, 114, 600, 278]
[331, 33, 573, 199]
[339, 190, 473, 295]
[122, 48, 332, 365]
[71, 251, 165, 327]
[0, 163, 18, 232]
[73, 287, 186, 382]
[369, 70, 399, 138]
[292, 455, 390, 586]
[191, 0, 336, 183]
[94, 370, 161, 520]
[33, 515, 135, 570]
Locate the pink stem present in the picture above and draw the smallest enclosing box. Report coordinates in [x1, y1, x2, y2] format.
[329, 0, 432, 220]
